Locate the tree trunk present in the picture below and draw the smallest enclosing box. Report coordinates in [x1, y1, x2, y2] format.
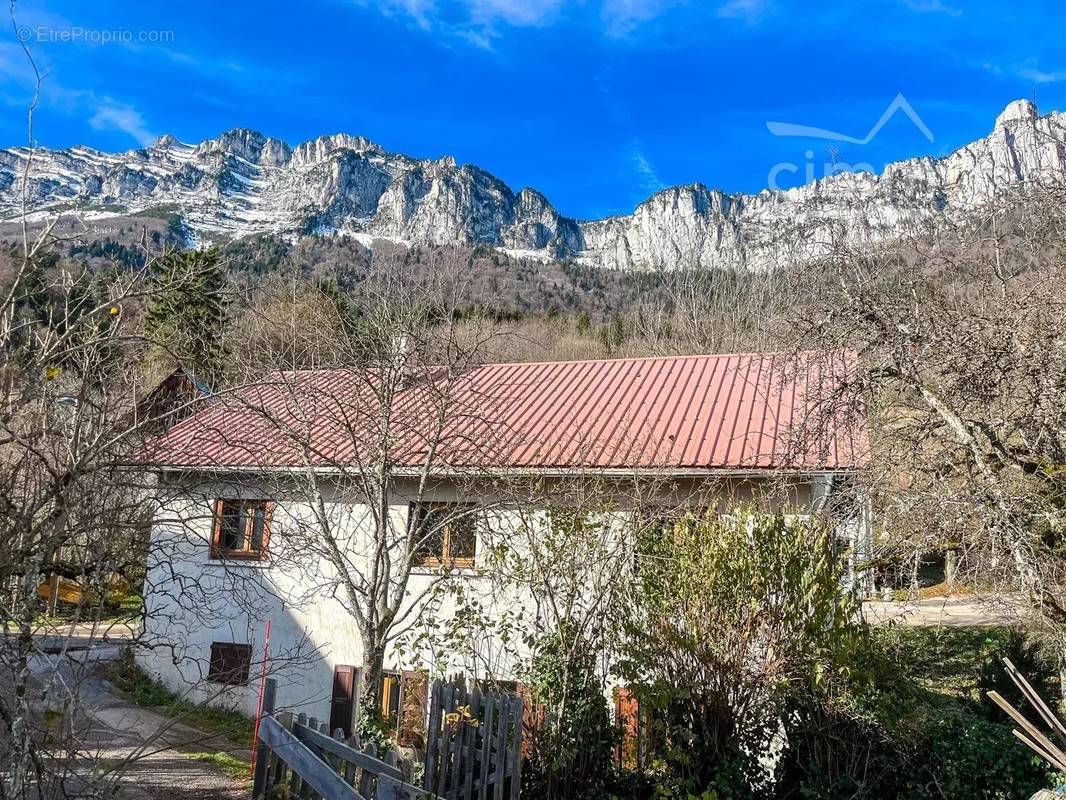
[360, 640, 387, 721]
[944, 546, 958, 589]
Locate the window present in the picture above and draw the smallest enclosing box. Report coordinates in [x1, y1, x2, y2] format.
[208, 642, 252, 685]
[410, 503, 477, 568]
[211, 499, 271, 559]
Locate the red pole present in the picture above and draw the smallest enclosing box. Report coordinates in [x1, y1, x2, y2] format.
[249, 619, 272, 777]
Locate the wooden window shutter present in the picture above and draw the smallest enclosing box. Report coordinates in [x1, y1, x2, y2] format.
[261, 500, 274, 557]
[397, 670, 428, 748]
[515, 682, 538, 758]
[210, 498, 224, 558]
[614, 686, 640, 769]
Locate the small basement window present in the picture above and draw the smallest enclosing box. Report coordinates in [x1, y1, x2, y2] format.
[211, 499, 272, 559]
[410, 503, 477, 568]
[208, 642, 253, 685]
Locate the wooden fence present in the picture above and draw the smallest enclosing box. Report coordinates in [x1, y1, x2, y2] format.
[252, 679, 439, 800]
[422, 680, 523, 800]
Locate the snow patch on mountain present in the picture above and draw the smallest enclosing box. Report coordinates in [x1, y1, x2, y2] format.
[1, 100, 1064, 270]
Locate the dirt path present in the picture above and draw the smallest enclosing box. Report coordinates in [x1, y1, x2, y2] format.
[79, 671, 250, 800]
[862, 595, 1028, 627]
[30, 644, 250, 800]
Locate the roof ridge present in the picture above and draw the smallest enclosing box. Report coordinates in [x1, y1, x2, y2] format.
[467, 348, 845, 370]
[258, 350, 852, 378]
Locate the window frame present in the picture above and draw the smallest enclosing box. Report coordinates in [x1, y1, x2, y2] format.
[210, 498, 273, 560]
[409, 502, 478, 569]
[207, 641, 253, 686]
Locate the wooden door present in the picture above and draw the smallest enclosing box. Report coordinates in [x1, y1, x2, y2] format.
[330, 665, 357, 736]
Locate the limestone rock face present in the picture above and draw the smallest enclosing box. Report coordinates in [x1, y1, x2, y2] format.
[2, 100, 1064, 269]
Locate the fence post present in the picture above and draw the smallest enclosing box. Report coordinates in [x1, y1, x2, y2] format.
[252, 677, 277, 798]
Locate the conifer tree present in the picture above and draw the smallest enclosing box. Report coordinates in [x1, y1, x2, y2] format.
[143, 248, 228, 387]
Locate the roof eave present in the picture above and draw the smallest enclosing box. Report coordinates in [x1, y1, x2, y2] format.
[147, 463, 867, 479]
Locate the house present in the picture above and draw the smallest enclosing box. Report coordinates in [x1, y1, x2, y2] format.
[134, 365, 215, 432]
[136, 350, 870, 738]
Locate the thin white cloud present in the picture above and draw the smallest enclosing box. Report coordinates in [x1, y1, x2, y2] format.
[90, 101, 156, 147]
[629, 140, 664, 194]
[716, 0, 768, 22]
[367, 0, 756, 43]
[902, 0, 962, 16]
[368, 0, 565, 49]
[453, 27, 496, 49]
[466, 0, 565, 27]
[372, 0, 438, 29]
[1018, 68, 1066, 84]
[601, 0, 677, 37]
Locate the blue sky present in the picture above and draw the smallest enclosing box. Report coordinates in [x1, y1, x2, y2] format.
[2, 0, 1065, 219]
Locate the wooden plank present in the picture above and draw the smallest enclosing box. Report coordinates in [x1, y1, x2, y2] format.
[988, 690, 1066, 770]
[462, 687, 480, 800]
[342, 734, 360, 787]
[1004, 657, 1066, 742]
[319, 721, 341, 776]
[258, 715, 365, 800]
[507, 694, 523, 800]
[293, 714, 310, 799]
[252, 679, 278, 797]
[294, 723, 404, 780]
[435, 682, 457, 798]
[358, 740, 377, 799]
[1013, 728, 1066, 774]
[424, 680, 442, 792]
[492, 697, 508, 800]
[477, 693, 495, 800]
[446, 682, 467, 800]
[379, 773, 447, 800]
[333, 728, 357, 786]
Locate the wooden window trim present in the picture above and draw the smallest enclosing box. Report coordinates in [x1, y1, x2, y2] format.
[210, 498, 273, 560]
[410, 502, 477, 569]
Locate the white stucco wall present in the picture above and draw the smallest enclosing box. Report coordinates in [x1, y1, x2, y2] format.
[136, 470, 865, 722]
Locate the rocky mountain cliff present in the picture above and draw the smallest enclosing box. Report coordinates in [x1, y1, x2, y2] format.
[1, 100, 1063, 270]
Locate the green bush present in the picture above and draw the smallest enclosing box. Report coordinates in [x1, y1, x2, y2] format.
[522, 625, 619, 800]
[777, 630, 1055, 800]
[976, 628, 1056, 720]
[620, 507, 859, 799]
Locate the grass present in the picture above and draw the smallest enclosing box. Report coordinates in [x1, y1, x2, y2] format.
[870, 625, 1058, 702]
[53, 593, 143, 623]
[2, 594, 144, 628]
[105, 649, 255, 748]
[185, 751, 250, 782]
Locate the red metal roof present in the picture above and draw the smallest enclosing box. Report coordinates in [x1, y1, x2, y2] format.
[145, 351, 868, 472]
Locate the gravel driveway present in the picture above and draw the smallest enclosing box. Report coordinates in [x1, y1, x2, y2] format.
[862, 595, 1028, 627]
[20, 632, 249, 800]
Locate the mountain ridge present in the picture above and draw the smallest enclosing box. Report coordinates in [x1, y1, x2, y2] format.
[1, 99, 1063, 270]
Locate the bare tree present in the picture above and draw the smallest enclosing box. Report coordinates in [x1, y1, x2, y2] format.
[187, 254, 513, 721]
[789, 185, 1066, 649]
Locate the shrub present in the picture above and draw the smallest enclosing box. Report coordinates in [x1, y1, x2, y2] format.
[620, 507, 860, 798]
[777, 632, 1055, 800]
[522, 624, 619, 800]
[975, 628, 1056, 720]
